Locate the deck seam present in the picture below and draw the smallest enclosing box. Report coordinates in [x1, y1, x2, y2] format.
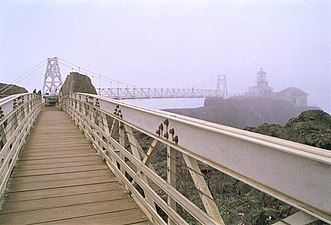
[17, 159, 103, 166]
[29, 207, 141, 225]
[12, 167, 107, 177]
[15, 163, 102, 171]
[5, 182, 120, 203]
[0, 195, 129, 215]
[8, 179, 117, 193]
[19, 155, 100, 161]
[11, 170, 110, 183]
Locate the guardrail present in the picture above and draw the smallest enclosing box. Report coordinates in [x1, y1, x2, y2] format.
[98, 87, 223, 100]
[61, 93, 331, 224]
[0, 93, 42, 196]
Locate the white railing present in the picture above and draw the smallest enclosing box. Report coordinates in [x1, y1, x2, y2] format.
[61, 93, 331, 225]
[98, 88, 223, 100]
[0, 93, 42, 196]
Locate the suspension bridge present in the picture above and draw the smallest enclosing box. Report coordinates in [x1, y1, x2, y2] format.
[0, 57, 330, 225]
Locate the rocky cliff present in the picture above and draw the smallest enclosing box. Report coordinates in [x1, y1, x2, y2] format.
[60, 72, 97, 96]
[167, 97, 317, 128]
[0, 83, 28, 97]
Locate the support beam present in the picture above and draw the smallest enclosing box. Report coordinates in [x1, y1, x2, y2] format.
[143, 139, 161, 166]
[272, 211, 318, 225]
[182, 154, 225, 225]
[124, 125, 157, 211]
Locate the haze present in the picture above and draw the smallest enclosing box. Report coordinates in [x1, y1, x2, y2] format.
[0, 0, 330, 112]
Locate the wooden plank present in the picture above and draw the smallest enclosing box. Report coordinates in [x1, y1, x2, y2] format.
[0, 198, 138, 224]
[43, 208, 150, 225]
[22, 146, 95, 154]
[20, 151, 96, 159]
[15, 160, 102, 171]
[1, 190, 129, 214]
[10, 175, 116, 192]
[12, 164, 107, 177]
[11, 170, 110, 183]
[17, 155, 101, 165]
[23, 143, 91, 151]
[26, 138, 88, 144]
[24, 143, 91, 149]
[0, 107, 149, 224]
[5, 182, 122, 202]
[23, 145, 92, 152]
[27, 134, 87, 139]
[21, 152, 97, 160]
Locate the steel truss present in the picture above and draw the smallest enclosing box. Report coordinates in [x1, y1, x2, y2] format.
[98, 88, 223, 100]
[43, 57, 62, 95]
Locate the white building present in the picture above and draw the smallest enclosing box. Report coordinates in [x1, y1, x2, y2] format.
[245, 68, 308, 107]
[272, 87, 308, 107]
[247, 68, 273, 98]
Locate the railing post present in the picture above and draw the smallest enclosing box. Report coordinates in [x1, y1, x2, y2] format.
[167, 145, 177, 225]
[118, 121, 125, 176]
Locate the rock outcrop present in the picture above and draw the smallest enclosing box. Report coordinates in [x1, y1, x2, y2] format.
[60, 72, 97, 96]
[245, 110, 331, 150]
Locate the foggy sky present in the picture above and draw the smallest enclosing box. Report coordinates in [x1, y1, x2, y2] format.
[0, 0, 330, 112]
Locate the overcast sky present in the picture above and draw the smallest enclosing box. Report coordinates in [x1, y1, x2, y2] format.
[0, 0, 330, 112]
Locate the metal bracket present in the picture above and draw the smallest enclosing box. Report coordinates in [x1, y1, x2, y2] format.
[155, 119, 179, 144]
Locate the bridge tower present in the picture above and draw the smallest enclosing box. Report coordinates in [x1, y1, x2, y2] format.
[217, 74, 227, 97]
[43, 57, 62, 95]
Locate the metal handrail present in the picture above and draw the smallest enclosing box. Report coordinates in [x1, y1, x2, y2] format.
[0, 93, 42, 196]
[62, 93, 331, 224]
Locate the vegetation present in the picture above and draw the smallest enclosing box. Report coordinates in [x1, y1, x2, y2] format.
[245, 110, 331, 150]
[0, 83, 27, 98]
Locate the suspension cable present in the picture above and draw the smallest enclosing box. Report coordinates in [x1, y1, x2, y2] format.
[0, 61, 46, 95]
[0, 60, 46, 93]
[59, 61, 124, 87]
[58, 57, 141, 88]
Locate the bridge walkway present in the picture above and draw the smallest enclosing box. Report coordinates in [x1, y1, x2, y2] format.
[0, 107, 149, 224]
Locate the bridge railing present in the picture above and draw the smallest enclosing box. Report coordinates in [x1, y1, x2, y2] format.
[61, 93, 330, 225]
[0, 93, 42, 196]
[98, 87, 223, 100]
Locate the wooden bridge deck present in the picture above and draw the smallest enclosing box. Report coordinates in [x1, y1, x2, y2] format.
[0, 108, 150, 225]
